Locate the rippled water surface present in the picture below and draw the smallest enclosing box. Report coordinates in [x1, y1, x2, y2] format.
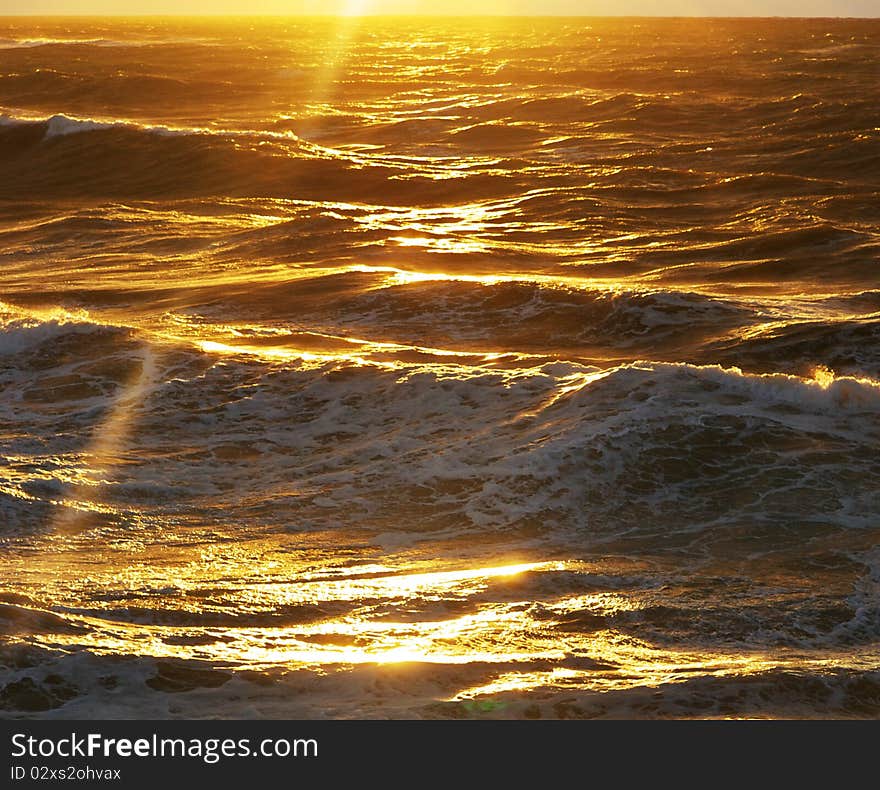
[1, 16, 879, 719]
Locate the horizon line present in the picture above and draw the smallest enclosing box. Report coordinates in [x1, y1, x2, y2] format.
[0, 12, 878, 18]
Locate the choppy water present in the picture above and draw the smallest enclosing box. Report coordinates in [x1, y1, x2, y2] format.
[1, 16, 879, 719]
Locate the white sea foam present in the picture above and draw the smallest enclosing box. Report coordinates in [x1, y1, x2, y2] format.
[0, 305, 113, 356]
[3, 307, 877, 537]
[0, 111, 323, 152]
[0, 112, 186, 140]
[43, 114, 118, 138]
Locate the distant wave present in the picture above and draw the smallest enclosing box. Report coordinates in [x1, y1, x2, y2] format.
[234, 274, 755, 353]
[0, 112, 404, 202]
[0, 36, 215, 50]
[0, 112, 199, 142]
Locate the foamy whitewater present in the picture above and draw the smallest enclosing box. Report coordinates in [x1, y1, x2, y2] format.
[1, 17, 879, 719]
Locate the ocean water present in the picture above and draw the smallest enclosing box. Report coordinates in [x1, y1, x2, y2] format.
[1, 16, 879, 719]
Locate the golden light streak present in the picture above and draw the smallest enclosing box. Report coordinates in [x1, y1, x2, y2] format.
[292, 1, 370, 126]
[349, 264, 626, 291]
[52, 344, 160, 534]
